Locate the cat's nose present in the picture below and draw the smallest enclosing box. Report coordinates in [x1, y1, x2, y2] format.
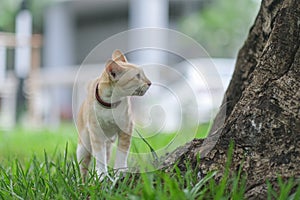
[147, 82, 151, 87]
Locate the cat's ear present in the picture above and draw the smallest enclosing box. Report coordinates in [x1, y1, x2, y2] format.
[112, 49, 127, 63]
[105, 59, 124, 81]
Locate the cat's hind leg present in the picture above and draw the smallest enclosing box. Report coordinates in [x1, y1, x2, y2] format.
[77, 129, 91, 181]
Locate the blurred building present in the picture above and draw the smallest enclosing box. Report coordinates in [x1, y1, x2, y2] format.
[43, 0, 207, 67]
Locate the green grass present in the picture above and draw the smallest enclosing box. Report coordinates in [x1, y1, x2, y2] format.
[131, 123, 210, 154]
[0, 143, 246, 200]
[0, 143, 298, 199]
[0, 124, 299, 199]
[0, 124, 77, 163]
[0, 123, 210, 163]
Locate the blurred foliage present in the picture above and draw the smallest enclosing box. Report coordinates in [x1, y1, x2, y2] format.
[180, 0, 260, 57]
[0, 0, 52, 33]
[0, 1, 15, 32]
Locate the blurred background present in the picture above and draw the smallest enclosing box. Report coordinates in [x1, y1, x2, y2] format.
[0, 0, 260, 159]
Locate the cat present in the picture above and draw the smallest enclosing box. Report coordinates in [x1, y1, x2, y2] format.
[76, 50, 151, 181]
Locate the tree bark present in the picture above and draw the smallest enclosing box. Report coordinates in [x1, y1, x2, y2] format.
[163, 0, 300, 198]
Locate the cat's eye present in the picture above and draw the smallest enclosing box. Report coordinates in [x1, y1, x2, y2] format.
[136, 73, 141, 79]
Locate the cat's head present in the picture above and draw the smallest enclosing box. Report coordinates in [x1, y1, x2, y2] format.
[105, 50, 151, 97]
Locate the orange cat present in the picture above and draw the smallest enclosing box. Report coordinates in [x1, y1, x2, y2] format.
[76, 50, 151, 181]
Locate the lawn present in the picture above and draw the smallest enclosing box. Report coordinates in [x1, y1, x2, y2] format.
[0, 124, 77, 163]
[0, 123, 210, 163]
[0, 123, 299, 199]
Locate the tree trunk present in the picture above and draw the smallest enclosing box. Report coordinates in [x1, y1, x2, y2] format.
[164, 0, 300, 198]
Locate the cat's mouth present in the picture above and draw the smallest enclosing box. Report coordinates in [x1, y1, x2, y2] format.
[133, 88, 146, 96]
[132, 85, 150, 96]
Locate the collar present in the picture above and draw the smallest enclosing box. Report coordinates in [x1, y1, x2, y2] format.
[95, 83, 121, 109]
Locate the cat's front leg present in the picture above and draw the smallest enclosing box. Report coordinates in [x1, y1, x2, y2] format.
[114, 131, 131, 175]
[90, 133, 112, 181]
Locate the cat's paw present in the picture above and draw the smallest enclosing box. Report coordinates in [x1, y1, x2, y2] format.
[114, 168, 128, 180]
[96, 171, 114, 183]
